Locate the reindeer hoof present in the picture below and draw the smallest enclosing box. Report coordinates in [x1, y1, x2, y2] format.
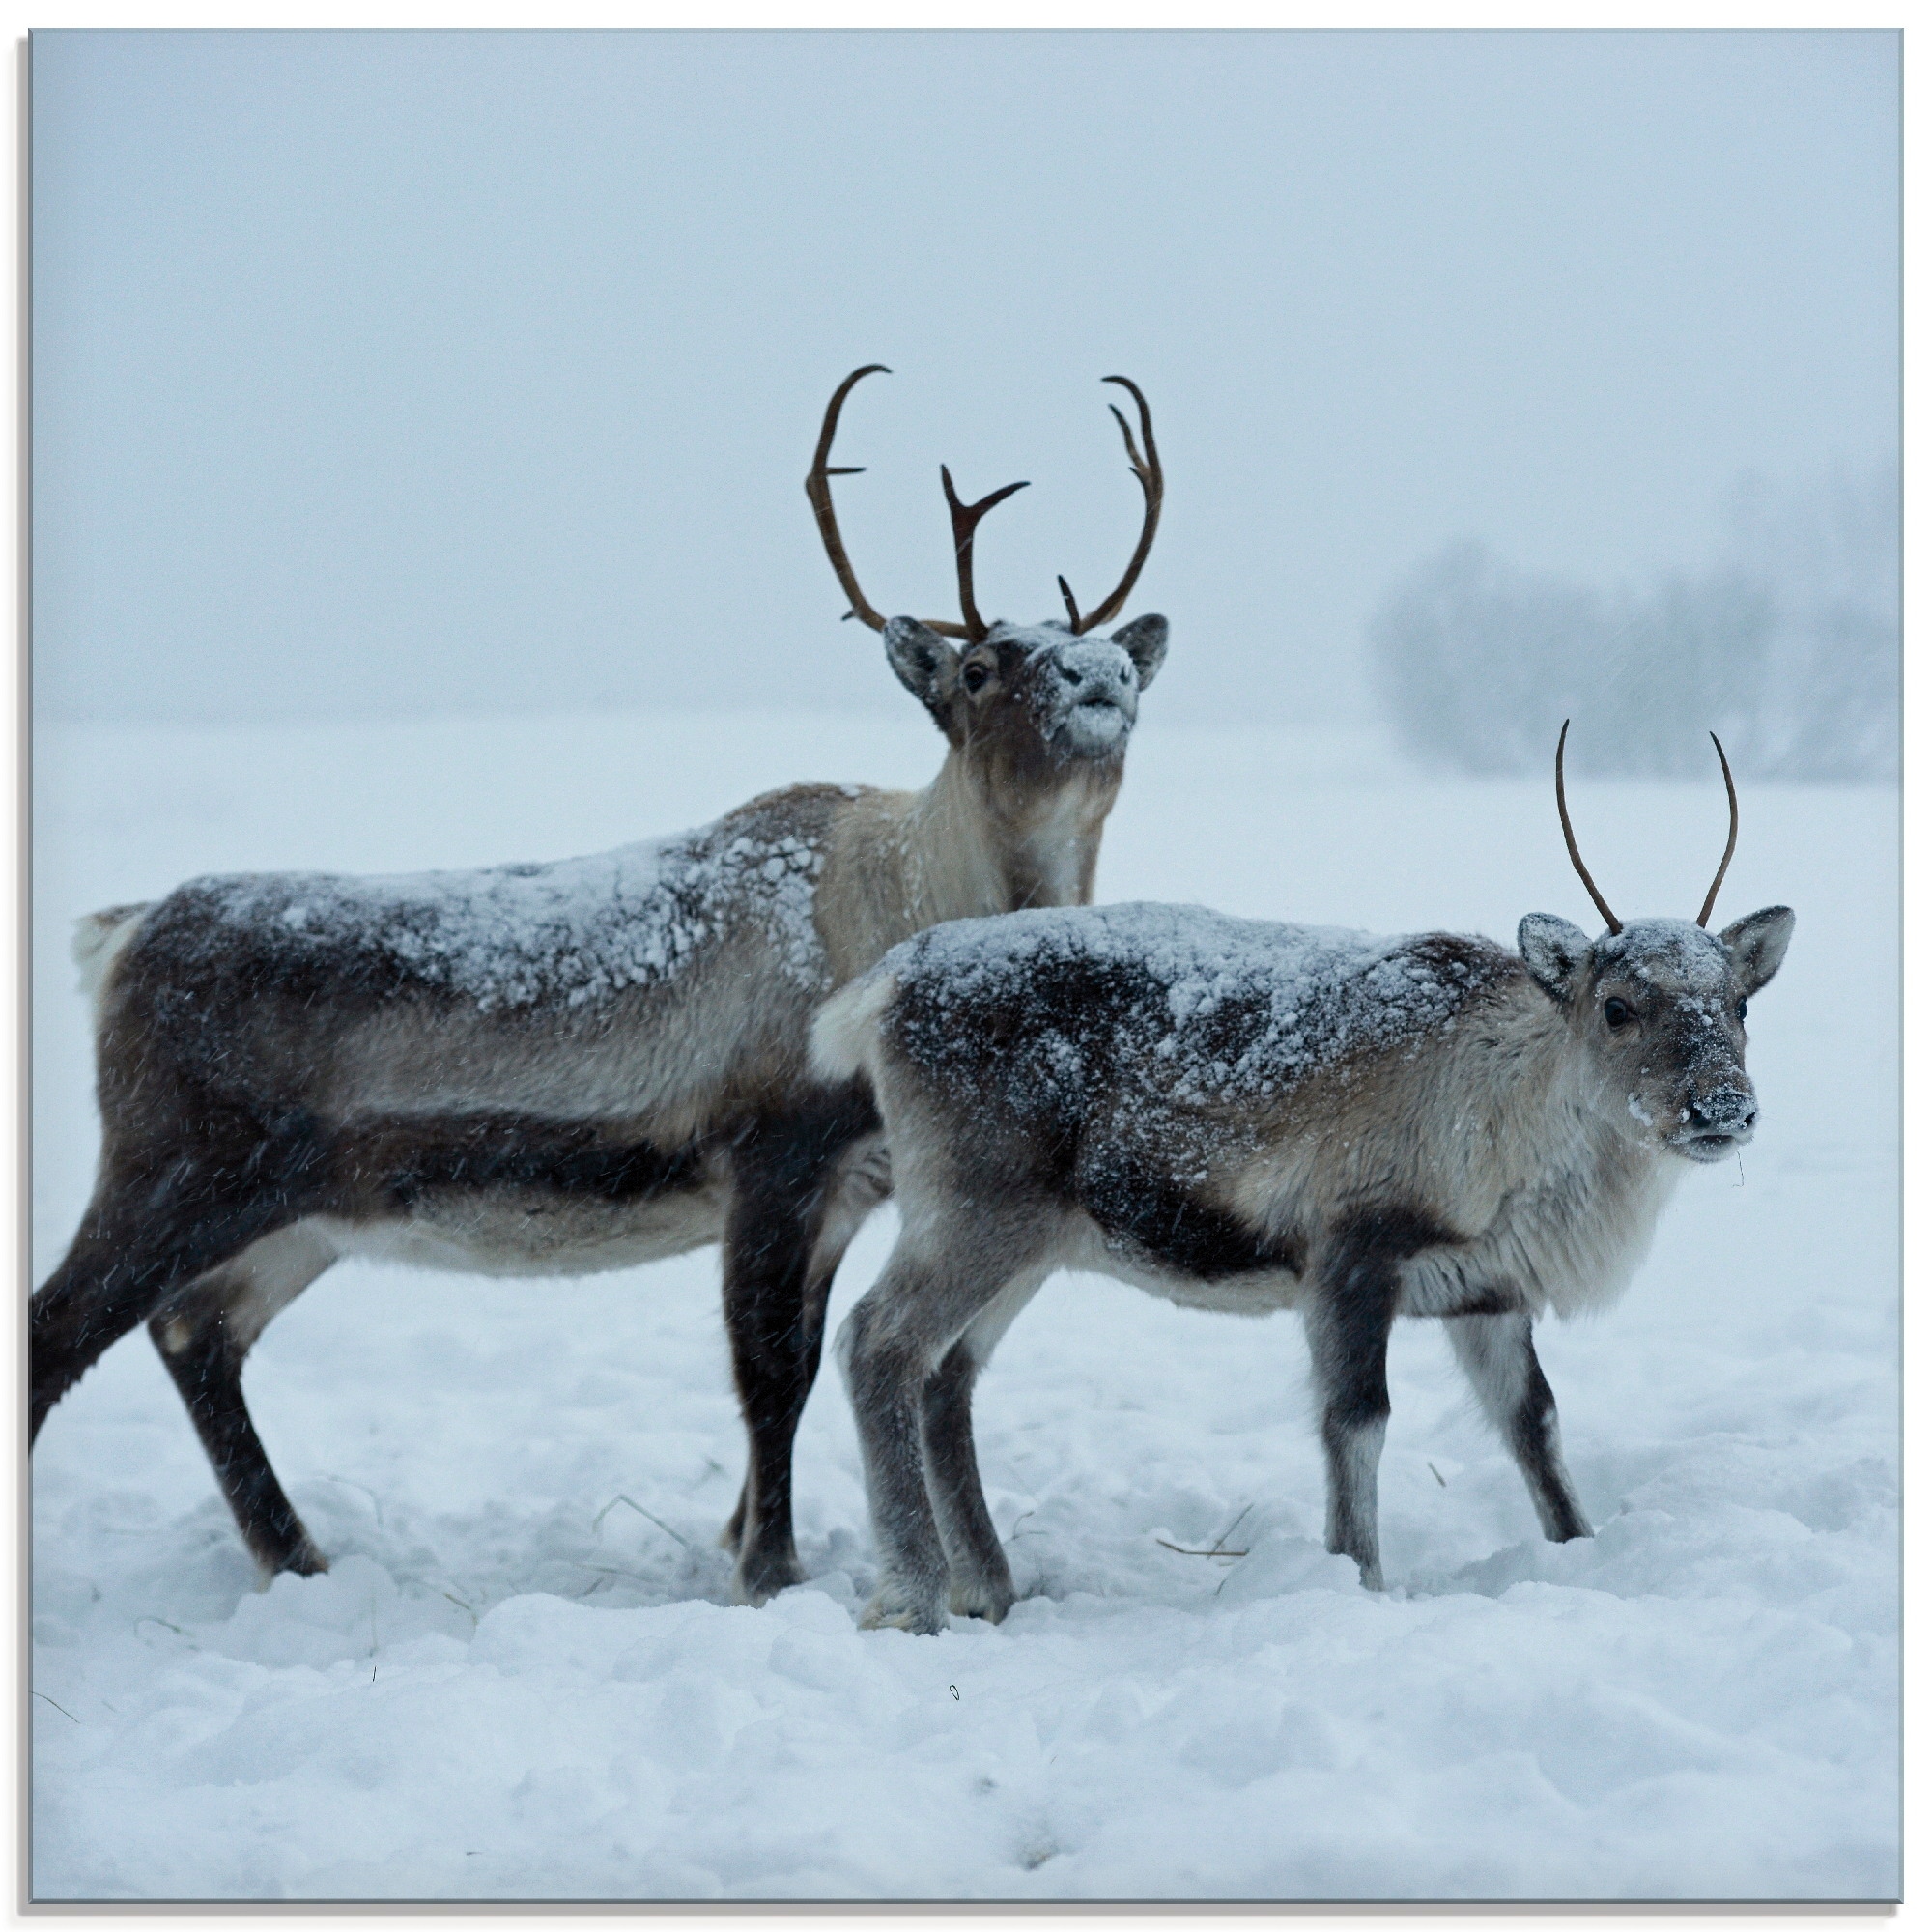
[859, 1580, 948, 1634]
[948, 1578, 1014, 1624]
[254, 1537, 328, 1586]
[732, 1546, 805, 1607]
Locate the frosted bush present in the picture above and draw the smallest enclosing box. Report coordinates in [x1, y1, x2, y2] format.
[1369, 461, 1898, 781]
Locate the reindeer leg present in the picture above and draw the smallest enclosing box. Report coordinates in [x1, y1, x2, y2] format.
[716, 1256, 833, 1569]
[31, 1151, 312, 1445]
[1305, 1214, 1423, 1591]
[148, 1224, 338, 1577]
[838, 1281, 955, 1634]
[920, 1343, 1010, 1622]
[1443, 1311, 1592, 1543]
[720, 1201, 825, 1605]
[920, 1269, 1047, 1624]
[722, 1099, 882, 1606]
[841, 1205, 1051, 1634]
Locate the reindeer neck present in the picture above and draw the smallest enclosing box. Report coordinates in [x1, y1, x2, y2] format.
[1472, 985, 1676, 1241]
[1464, 989, 1607, 1188]
[1469, 981, 1682, 1313]
[923, 744, 1120, 913]
[813, 745, 1121, 984]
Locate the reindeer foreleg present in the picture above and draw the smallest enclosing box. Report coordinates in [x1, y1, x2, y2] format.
[1443, 1310, 1592, 1544]
[1305, 1210, 1441, 1591]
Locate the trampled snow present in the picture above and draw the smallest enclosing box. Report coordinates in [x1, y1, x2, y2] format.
[29, 709, 1899, 1901]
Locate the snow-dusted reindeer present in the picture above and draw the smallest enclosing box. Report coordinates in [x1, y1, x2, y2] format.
[31, 366, 1171, 1605]
[816, 727, 1794, 1631]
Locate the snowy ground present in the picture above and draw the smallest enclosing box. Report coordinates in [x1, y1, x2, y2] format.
[29, 706, 1899, 1901]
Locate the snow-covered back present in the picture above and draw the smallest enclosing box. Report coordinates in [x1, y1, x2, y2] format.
[29, 712, 1897, 1901]
[183, 821, 828, 1011]
[890, 902, 1513, 1106]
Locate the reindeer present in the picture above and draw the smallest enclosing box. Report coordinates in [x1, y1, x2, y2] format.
[31, 366, 1171, 1606]
[814, 727, 1794, 1632]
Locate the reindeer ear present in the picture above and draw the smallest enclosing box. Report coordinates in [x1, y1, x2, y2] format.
[1518, 914, 1593, 1004]
[883, 617, 961, 719]
[1108, 613, 1169, 690]
[1720, 905, 1794, 996]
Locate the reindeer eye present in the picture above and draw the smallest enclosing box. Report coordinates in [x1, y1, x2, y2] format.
[1735, 999, 1747, 1024]
[961, 664, 990, 694]
[1603, 997, 1633, 1030]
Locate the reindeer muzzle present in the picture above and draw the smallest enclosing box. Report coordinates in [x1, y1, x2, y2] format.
[1668, 1087, 1758, 1160]
[1050, 644, 1139, 753]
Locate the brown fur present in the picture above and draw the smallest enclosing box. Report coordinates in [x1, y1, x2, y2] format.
[34, 613, 1169, 1605]
[815, 899, 1793, 1629]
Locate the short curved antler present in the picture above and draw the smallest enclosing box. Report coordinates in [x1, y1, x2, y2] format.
[1695, 733, 1739, 928]
[1059, 376, 1164, 635]
[1555, 720, 1622, 934]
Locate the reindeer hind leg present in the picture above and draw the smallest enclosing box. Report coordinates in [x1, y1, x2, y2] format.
[842, 1201, 1056, 1634]
[920, 1265, 1048, 1624]
[150, 1222, 339, 1578]
[31, 1141, 314, 1444]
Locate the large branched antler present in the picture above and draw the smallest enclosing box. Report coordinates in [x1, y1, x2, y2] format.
[1057, 376, 1164, 635]
[805, 365, 1028, 643]
[804, 365, 895, 634]
[807, 366, 1161, 644]
[943, 467, 1031, 643]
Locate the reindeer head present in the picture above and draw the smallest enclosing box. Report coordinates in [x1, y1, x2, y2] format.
[806, 367, 1169, 771]
[1518, 724, 1795, 1164]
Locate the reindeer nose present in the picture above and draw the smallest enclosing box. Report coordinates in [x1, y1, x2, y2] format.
[1688, 1090, 1756, 1136]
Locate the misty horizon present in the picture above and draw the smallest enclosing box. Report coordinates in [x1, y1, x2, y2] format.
[32, 30, 1898, 733]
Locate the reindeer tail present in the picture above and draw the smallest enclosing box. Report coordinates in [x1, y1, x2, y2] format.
[810, 969, 900, 1087]
[72, 903, 151, 1004]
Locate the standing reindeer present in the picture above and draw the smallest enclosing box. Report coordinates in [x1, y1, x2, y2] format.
[31, 366, 1172, 1606]
[815, 727, 1794, 1632]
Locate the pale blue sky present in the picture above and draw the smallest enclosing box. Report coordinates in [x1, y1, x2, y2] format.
[32, 29, 1898, 725]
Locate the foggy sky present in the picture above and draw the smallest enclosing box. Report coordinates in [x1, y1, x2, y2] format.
[31, 29, 1899, 728]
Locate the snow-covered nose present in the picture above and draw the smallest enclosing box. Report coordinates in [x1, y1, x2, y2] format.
[1686, 1086, 1756, 1137]
[1051, 643, 1137, 711]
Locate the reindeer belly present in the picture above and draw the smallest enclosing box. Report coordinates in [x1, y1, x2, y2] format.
[317, 1111, 732, 1278]
[1066, 1159, 1309, 1316]
[314, 1179, 729, 1278]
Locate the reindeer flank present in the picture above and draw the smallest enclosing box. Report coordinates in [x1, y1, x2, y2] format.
[32, 368, 1174, 1609]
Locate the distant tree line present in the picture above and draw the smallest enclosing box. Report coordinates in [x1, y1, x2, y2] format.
[1368, 460, 1900, 781]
